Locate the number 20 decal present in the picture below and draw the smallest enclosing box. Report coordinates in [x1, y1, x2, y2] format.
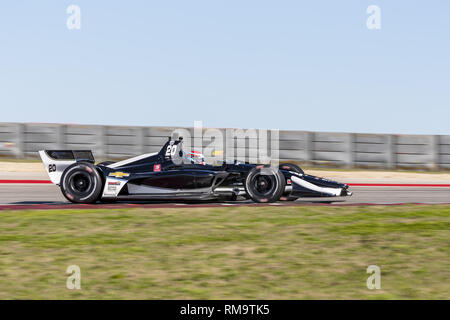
[49, 164, 56, 172]
[165, 144, 177, 157]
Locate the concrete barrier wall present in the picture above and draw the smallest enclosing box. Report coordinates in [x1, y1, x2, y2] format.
[0, 122, 448, 170]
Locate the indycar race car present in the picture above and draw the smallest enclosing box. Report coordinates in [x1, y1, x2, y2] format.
[39, 137, 352, 204]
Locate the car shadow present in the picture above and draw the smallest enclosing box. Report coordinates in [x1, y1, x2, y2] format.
[297, 200, 346, 204]
[9, 201, 69, 205]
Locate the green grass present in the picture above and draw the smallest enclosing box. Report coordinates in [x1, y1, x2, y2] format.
[0, 205, 449, 299]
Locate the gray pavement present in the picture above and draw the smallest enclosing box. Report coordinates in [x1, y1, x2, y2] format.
[1, 184, 450, 206]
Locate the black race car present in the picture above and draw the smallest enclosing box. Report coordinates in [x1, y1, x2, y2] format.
[39, 137, 352, 204]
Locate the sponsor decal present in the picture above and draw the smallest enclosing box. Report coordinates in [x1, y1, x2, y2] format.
[287, 179, 291, 185]
[108, 172, 130, 178]
[153, 164, 161, 172]
[107, 181, 121, 192]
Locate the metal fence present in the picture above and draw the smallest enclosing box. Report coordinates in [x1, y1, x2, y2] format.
[1, 122, 449, 170]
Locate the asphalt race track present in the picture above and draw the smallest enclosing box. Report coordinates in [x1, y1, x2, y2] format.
[1, 184, 450, 210]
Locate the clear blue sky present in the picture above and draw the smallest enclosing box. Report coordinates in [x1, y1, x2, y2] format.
[0, 1, 449, 134]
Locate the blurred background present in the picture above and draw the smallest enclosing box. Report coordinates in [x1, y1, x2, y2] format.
[0, 1, 449, 168]
[0, 1, 449, 134]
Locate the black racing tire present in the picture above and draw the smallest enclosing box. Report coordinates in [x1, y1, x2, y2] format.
[60, 162, 103, 204]
[244, 166, 286, 203]
[280, 163, 304, 175]
[279, 163, 303, 201]
[97, 161, 115, 166]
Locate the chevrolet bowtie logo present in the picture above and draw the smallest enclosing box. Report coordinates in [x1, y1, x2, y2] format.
[108, 172, 130, 178]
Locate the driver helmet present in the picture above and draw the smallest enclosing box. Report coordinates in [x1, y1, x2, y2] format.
[187, 150, 205, 165]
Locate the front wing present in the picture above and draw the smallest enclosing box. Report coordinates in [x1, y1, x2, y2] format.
[287, 172, 352, 198]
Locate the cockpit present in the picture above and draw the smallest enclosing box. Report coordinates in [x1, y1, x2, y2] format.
[165, 138, 206, 166]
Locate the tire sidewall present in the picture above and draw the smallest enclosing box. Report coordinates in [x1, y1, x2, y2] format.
[60, 162, 103, 203]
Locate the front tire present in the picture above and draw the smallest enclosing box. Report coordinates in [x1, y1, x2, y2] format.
[60, 162, 103, 204]
[279, 163, 303, 201]
[244, 166, 285, 203]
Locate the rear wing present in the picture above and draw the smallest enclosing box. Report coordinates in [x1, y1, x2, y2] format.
[38, 150, 95, 185]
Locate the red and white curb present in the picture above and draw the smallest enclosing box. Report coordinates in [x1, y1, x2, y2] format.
[0, 180, 52, 184]
[347, 183, 450, 187]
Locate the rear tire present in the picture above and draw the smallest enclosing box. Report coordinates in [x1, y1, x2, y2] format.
[279, 163, 303, 201]
[244, 166, 285, 203]
[60, 162, 103, 204]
